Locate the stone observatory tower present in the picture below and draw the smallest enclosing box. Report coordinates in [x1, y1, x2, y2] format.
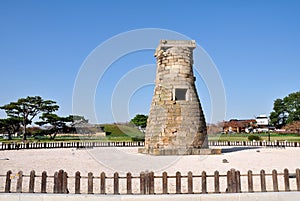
[139, 40, 219, 155]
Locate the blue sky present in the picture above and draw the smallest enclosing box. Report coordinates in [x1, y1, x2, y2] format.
[0, 0, 299, 123]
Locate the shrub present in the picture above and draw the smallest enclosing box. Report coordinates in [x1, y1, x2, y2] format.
[131, 136, 145, 142]
[248, 135, 261, 141]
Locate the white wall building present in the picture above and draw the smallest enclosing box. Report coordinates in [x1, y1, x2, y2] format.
[255, 114, 269, 132]
[256, 114, 269, 126]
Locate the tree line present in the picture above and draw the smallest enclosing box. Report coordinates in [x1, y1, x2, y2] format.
[270, 91, 300, 129]
[0, 96, 88, 140]
[0, 91, 298, 140]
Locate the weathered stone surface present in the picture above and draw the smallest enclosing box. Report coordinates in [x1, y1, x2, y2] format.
[139, 40, 217, 155]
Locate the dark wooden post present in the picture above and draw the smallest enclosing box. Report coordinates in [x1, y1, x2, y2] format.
[231, 169, 237, 193]
[100, 172, 106, 194]
[29, 170, 35, 193]
[227, 169, 236, 193]
[176, 171, 181, 194]
[41, 171, 47, 193]
[75, 171, 81, 194]
[260, 169, 266, 192]
[214, 171, 220, 193]
[296, 168, 300, 191]
[57, 170, 64, 193]
[272, 169, 279, 192]
[187, 171, 193, 194]
[5, 170, 12, 193]
[236, 170, 241, 193]
[127, 172, 132, 194]
[202, 171, 207, 194]
[88, 172, 93, 194]
[53, 172, 58, 193]
[144, 171, 149, 194]
[284, 168, 290, 191]
[63, 172, 68, 194]
[140, 172, 145, 194]
[149, 171, 154, 194]
[227, 170, 231, 193]
[16, 171, 23, 193]
[247, 170, 254, 193]
[114, 172, 119, 194]
[162, 172, 168, 194]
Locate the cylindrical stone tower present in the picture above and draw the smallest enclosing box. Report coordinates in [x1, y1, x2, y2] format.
[139, 40, 217, 155]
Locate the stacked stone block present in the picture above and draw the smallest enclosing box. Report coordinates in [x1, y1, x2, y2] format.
[139, 40, 219, 155]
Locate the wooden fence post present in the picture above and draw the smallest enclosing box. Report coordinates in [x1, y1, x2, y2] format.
[202, 171, 207, 194]
[114, 172, 119, 194]
[63, 172, 68, 194]
[296, 168, 300, 191]
[214, 171, 220, 193]
[58, 170, 64, 193]
[227, 170, 231, 193]
[126, 172, 132, 194]
[149, 171, 154, 194]
[75, 171, 81, 194]
[53, 172, 58, 193]
[29, 170, 35, 193]
[144, 171, 149, 194]
[5, 170, 12, 193]
[284, 168, 290, 191]
[88, 172, 93, 194]
[41, 171, 47, 193]
[16, 171, 23, 193]
[272, 169, 279, 192]
[260, 169, 266, 192]
[231, 169, 237, 193]
[140, 172, 145, 194]
[162, 172, 168, 194]
[100, 172, 106, 194]
[247, 170, 254, 193]
[187, 171, 193, 194]
[176, 171, 181, 194]
[236, 170, 241, 193]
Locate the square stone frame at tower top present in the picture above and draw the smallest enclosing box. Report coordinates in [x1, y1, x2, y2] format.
[138, 40, 221, 155]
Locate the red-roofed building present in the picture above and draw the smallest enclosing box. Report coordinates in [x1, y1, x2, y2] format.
[223, 119, 256, 133]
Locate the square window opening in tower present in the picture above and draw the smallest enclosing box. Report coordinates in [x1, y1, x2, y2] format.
[175, 88, 188, 101]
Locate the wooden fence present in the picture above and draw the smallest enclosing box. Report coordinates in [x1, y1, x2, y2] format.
[0, 141, 144, 151]
[209, 141, 300, 148]
[1, 140, 299, 151]
[1, 168, 300, 194]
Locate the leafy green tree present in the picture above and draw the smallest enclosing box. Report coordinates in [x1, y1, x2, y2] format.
[270, 91, 300, 128]
[284, 91, 300, 123]
[0, 117, 22, 140]
[0, 96, 59, 140]
[36, 114, 89, 138]
[67, 115, 89, 124]
[36, 113, 72, 139]
[130, 114, 148, 128]
[270, 98, 287, 128]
